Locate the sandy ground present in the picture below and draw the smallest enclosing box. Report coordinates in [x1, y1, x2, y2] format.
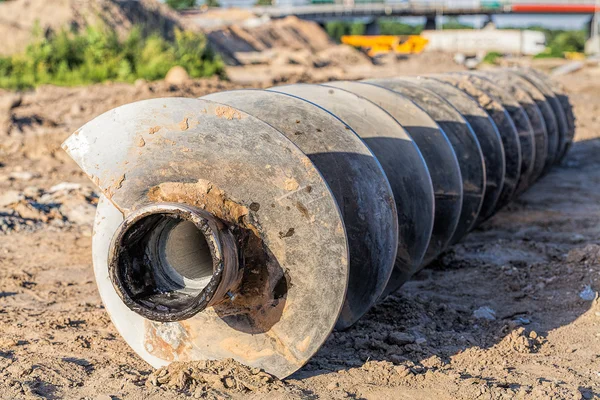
[1, 58, 600, 399]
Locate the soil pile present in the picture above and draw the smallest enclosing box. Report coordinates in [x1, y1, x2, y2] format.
[200, 16, 337, 66]
[147, 359, 306, 398]
[0, 0, 185, 56]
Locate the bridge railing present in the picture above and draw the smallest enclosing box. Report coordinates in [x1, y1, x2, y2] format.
[195, 0, 600, 14]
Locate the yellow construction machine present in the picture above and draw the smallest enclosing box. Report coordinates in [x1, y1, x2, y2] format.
[341, 35, 429, 57]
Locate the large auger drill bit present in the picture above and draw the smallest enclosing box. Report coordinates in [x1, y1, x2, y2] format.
[63, 68, 574, 378]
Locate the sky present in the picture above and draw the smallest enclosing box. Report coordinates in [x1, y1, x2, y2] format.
[457, 14, 592, 30]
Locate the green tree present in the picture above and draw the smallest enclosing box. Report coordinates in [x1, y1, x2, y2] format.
[166, 0, 196, 10]
[325, 22, 365, 43]
[441, 17, 474, 30]
[379, 20, 422, 35]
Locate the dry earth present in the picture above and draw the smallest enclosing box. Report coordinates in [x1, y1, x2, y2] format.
[1, 60, 600, 400]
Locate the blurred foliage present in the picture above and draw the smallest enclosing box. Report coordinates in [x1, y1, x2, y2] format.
[482, 51, 502, 64]
[166, 0, 196, 10]
[0, 25, 225, 90]
[531, 28, 587, 58]
[255, 0, 272, 5]
[325, 22, 365, 43]
[441, 17, 474, 30]
[379, 21, 422, 35]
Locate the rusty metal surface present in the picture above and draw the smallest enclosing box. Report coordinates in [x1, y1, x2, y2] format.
[202, 89, 398, 331]
[404, 77, 505, 224]
[325, 80, 462, 268]
[271, 83, 435, 287]
[366, 78, 485, 244]
[64, 98, 350, 379]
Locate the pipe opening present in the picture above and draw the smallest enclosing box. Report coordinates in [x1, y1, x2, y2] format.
[109, 204, 239, 322]
[159, 219, 215, 293]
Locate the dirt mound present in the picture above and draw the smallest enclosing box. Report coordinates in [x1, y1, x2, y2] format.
[0, 0, 185, 56]
[202, 16, 335, 65]
[147, 359, 305, 398]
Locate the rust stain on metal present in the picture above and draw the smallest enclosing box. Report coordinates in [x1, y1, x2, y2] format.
[219, 337, 275, 361]
[147, 179, 258, 236]
[144, 320, 194, 361]
[146, 181, 297, 351]
[278, 228, 295, 239]
[215, 106, 243, 120]
[263, 329, 304, 366]
[295, 335, 311, 353]
[154, 137, 176, 146]
[295, 202, 309, 219]
[284, 178, 299, 191]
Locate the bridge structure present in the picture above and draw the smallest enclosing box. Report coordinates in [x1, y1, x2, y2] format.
[248, 0, 600, 23]
[182, 0, 600, 52]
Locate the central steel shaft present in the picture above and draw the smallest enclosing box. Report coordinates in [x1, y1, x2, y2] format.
[108, 203, 242, 322]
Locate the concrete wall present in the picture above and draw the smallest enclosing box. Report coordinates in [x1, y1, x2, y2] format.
[422, 28, 546, 56]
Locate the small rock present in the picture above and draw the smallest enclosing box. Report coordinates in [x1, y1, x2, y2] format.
[473, 306, 496, 321]
[326, 382, 338, 390]
[222, 376, 236, 389]
[9, 171, 36, 181]
[23, 186, 41, 198]
[529, 331, 538, 339]
[514, 317, 531, 325]
[60, 202, 96, 225]
[0, 190, 24, 207]
[387, 332, 415, 346]
[394, 365, 412, 378]
[415, 337, 427, 345]
[49, 182, 82, 193]
[453, 53, 466, 65]
[389, 354, 407, 364]
[465, 57, 481, 69]
[165, 66, 189, 85]
[579, 285, 596, 301]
